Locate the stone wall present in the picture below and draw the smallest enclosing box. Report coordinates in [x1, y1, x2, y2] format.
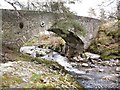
[77, 16, 100, 49]
[2, 9, 55, 50]
[1, 9, 100, 51]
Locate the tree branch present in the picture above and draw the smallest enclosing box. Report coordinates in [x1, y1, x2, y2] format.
[4, 0, 21, 18]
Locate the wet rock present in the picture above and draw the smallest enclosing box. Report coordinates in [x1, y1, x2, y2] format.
[85, 69, 93, 73]
[116, 67, 120, 72]
[70, 62, 77, 67]
[99, 69, 104, 72]
[76, 56, 88, 63]
[73, 57, 80, 62]
[51, 65, 61, 71]
[79, 57, 85, 61]
[102, 61, 110, 66]
[72, 69, 86, 74]
[36, 51, 47, 57]
[110, 59, 120, 66]
[20, 46, 36, 57]
[20, 46, 36, 52]
[85, 52, 100, 59]
[43, 77, 49, 83]
[101, 75, 118, 82]
[102, 60, 119, 66]
[88, 57, 94, 64]
[77, 75, 93, 80]
[82, 63, 89, 67]
[90, 64, 97, 68]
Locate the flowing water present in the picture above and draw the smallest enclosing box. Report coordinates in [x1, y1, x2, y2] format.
[20, 46, 120, 89]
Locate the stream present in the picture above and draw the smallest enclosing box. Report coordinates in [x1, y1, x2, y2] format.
[20, 46, 120, 89]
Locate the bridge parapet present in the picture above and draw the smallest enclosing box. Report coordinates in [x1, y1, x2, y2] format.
[1, 9, 100, 51]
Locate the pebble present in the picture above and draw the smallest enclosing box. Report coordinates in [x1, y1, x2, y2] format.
[86, 69, 93, 73]
[90, 64, 98, 68]
[116, 67, 120, 72]
[99, 69, 104, 72]
[22, 78, 28, 82]
[101, 75, 118, 82]
[82, 63, 89, 67]
[85, 52, 100, 59]
[43, 78, 49, 83]
[77, 75, 92, 80]
[70, 62, 77, 66]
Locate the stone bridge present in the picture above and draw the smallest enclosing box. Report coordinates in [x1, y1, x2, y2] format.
[1, 9, 100, 51]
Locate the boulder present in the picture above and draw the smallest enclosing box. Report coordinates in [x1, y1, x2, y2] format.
[20, 46, 36, 57]
[116, 67, 120, 72]
[82, 63, 89, 67]
[85, 52, 100, 59]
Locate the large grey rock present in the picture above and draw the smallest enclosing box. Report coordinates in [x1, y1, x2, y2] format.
[116, 67, 120, 72]
[85, 52, 100, 59]
[20, 46, 36, 57]
[82, 63, 89, 67]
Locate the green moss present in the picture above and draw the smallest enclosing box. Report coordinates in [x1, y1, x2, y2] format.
[101, 55, 120, 60]
[107, 30, 120, 39]
[52, 19, 86, 36]
[3, 48, 83, 89]
[88, 21, 119, 60]
[9, 50, 67, 74]
[32, 57, 67, 73]
[15, 53, 32, 61]
[0, 72, 23, 88]
[24, 73, 84, 89]
[24, 36, 39, 46]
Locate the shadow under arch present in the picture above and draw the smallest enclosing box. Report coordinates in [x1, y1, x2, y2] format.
[47, 27, 84, 60]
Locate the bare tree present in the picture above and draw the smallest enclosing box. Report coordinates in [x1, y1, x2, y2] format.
[117, 1, 120, 29]
[4, 0, 21, 17]
[99, 8, 107, 21]
[117, 1, 120, 19]
[88, 8, 96, 18]
[98, 0, 117, 19]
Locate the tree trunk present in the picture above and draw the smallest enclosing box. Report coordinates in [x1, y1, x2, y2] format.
[117, 1, 120, 30]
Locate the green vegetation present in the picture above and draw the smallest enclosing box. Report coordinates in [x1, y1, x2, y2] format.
[1, 47, 83, 89]
[52, 19, 86, 36]
[0, 72, 23, 88]
[24, 73, 83, 89]
[23, 36, 39, 46]
[88, 21, 120, 60]
[50, 1, 86, 37]
[15, 52, 65, 71]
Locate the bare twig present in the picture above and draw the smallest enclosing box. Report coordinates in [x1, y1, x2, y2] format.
[4, 0, 21, 18]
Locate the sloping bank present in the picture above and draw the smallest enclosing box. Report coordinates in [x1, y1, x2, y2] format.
[0, 47, 84, 89]
[87, 21, 120, 60]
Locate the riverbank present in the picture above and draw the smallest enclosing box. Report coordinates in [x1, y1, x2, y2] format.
[19, 46, 120, 89]
[0, 46, 84, 89]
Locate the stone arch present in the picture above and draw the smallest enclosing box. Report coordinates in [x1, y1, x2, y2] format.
[47, 27, 84, 59]
[1, 9, 100, 52]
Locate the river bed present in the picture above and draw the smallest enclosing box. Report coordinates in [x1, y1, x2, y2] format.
[20, 46, 120, 89]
